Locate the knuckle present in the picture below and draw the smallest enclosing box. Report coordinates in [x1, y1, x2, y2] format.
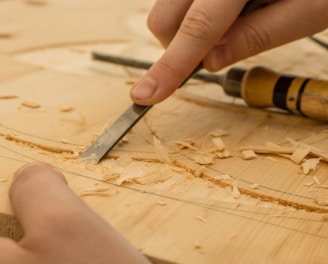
[242, 23, 272, 55]
[147, 11, 175, 42]
[179, 9, 215, 41]
[147, 12, 164, 38]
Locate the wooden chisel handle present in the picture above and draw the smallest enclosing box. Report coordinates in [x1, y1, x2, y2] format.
[235, 66, 328, 121]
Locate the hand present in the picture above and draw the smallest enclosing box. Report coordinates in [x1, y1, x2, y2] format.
[130, 0, 328, 105]
[0, 163, 150, 264]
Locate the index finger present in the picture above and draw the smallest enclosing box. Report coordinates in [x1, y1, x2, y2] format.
[130, 0, 248, 105]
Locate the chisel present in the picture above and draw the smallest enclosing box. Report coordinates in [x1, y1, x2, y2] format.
[80, 52, 328, 164]
[92, 52, 328, 120]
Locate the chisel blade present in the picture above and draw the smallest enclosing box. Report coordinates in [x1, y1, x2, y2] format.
[80, 104, 152, 163]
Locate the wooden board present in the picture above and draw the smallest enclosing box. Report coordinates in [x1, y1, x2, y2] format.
[0, 1, 328, 263]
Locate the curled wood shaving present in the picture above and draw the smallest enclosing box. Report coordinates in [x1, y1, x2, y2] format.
[21, 101, 41, 109]
[301, 158, 321, 175]
[157, 201, 167, 206]
[194, 215, 208, 223]
[303, 179, 316, 187]
[314, 195, 328, 206]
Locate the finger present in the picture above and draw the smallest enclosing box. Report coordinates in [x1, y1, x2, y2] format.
[130, 0, 248, 105]
[204, 0, 328, 71]
[147, 0, 193, 47]
[9, 163, 74, 239]
[10, 163, 150, 263]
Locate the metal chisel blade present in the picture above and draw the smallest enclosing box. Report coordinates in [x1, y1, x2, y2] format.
[80, 104, 152, 163]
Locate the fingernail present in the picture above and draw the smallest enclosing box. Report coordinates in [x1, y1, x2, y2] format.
[14, 162, 65, 181]
[131, 77, 157, 100]
[209, 44, 232, 71]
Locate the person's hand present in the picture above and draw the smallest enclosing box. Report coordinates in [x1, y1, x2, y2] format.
[130, 0, 328, 105]
[0, 163, 150, 264]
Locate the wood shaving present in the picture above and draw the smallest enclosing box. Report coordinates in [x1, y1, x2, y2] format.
[193, 154, 214, 165]
[313, 176, 321, 185]
[194, 216, 208, 223]
[240, 145, 294, 155]
[250, 183, 260, 189]
[266, 156, 278, 162]
[212, 137, 226, 151]
[103, 173, 120, 182]
[290, 143, 311, 164]
[80, 187, 110, 197]
[314, 195, 328, 206]
[80, 192, 110, 197]
[194, 165, 206, 177]
[232, 181, 241, 199]
[157, 201, 167, 206]
[114, 162, 147, 185]
[214, 174, 231, 180]
[215, 149, 231, 159]
[303, 179, 316, 187]
[207, 129, 229, 137]
[174, 139, 198, 151]
[301, 158, 321, 175]
[118, 135, 129, 146]
[21, 101, 41, 109]
[59, 106, 74, 112]
[0, 95, 18, 99]
[241, 149, 257, 160]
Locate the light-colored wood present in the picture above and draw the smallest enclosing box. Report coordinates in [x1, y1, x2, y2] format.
[0, 1, 328, 263]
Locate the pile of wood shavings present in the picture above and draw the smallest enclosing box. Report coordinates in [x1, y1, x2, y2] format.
[173, 129, 231, 166]
[240, 137, 328, 175]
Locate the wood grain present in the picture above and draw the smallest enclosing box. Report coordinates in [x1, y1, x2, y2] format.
[0, 1, 328, 263]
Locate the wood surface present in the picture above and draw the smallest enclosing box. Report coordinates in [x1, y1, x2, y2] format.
[0, 1, 328, 263]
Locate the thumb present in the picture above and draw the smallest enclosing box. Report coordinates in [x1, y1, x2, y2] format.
[9, 162, 72, 240]
[130, 0, 246, 106]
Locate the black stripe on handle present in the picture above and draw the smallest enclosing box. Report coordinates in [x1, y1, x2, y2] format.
[273, 76, 295, 111]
